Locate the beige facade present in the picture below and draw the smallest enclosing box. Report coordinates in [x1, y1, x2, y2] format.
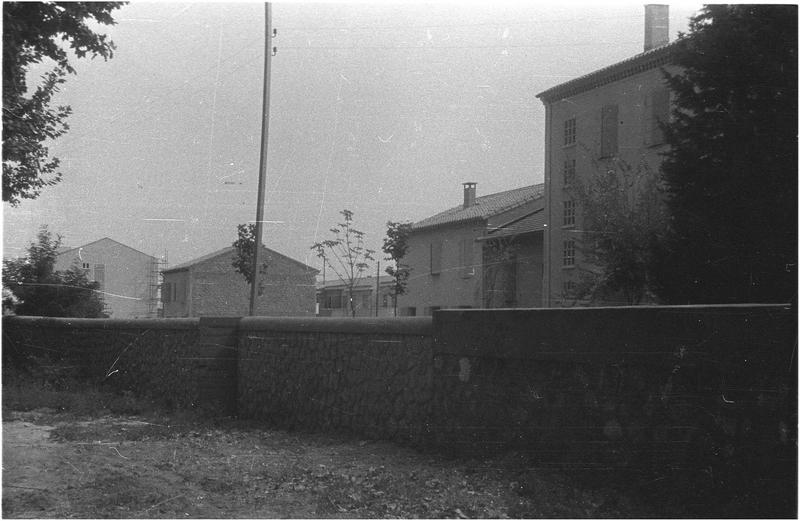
[55, 238, 158, 318]
[316, 275, 395, 317]
[399, 184, 545, 315]
[537, 6, 679, 307]
[161, 246, 318, 317]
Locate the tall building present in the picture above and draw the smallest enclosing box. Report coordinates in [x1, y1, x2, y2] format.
[536, 4, 678, 306]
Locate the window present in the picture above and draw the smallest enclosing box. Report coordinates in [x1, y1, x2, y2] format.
[458, 238, 474, 277]
[163, 282, 172, 303]
[430, 241, 442, 275]
[563, 199, 576, 226]
[600, 104, 618, 157]
[563, 240, 576, 267]
[644, 88, 670, 146]
[361, 293, 371, 310]
[93, 264, 105, 291]
[324, 291, 342, 309]
[81, 262, 90, 270]
[404, 307, 417, 317]
[563, 117, 576, 146]
[563, 158, 576, 186]
[562, 280, 577, 298]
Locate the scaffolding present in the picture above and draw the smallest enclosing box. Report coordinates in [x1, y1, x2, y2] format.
[147, 250, 168, 318]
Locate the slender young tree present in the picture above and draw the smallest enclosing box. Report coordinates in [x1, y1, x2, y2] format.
[311, 210, 375, 317]
[655, 5, 797, 304]
[3, 2, 125, 205]
[382, 220, 412, 316]
[232, 223, 269, 296]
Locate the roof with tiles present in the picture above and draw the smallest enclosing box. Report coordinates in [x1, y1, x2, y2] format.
[164, 246, 317, 274]
[486, 207, 546, 239]
[536, 39, 681, 103]
[412, 183, 545, 232]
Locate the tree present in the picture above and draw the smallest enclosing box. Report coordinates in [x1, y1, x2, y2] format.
[483, 234, 519, 308]
[382, 220, 412, 316]
[311, 209, 375, 318]
[655, 5, 797, 304]
[3, 2, 125, 206]
[570, 157, 667, 305]
[2, 226, 107, 317]
[232, 223, 269, 296]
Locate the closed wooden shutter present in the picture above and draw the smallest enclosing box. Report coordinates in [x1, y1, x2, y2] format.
[600, 104, 618, 157]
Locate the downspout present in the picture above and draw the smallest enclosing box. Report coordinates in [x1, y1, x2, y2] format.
[187, 267, 194, 317]
[543, 100, 553, 307]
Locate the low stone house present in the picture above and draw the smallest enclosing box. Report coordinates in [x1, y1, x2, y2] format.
[161, 246, 318, 317]
[316, 275, 395, 317]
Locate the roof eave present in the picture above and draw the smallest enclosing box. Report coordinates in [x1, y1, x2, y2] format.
[536, 41, 679, 104]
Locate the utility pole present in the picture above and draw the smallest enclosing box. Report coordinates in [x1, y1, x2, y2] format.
[375, 260, 380, 317]
[249, 3, 274, 316]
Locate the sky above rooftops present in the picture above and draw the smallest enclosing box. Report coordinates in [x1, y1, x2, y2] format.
[2, 2, 701, 269]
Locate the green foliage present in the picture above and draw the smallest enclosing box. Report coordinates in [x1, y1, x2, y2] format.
[572, 158, 667, 305]
[2, 226, 108, 317]
[231, 223, 269, 295]
[655, 5, 797, 304]
[382, 221, 412, 314]
[3, 1, 125, 205]
[311, 209, 375, 317]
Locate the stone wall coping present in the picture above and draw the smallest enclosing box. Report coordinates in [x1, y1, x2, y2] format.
[239, 316, 434, 335]
[434, 303, 792, 319]
[2, 315, 200, 330]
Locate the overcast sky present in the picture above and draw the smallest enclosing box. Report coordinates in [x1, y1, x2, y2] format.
[3, 2, 702, 271]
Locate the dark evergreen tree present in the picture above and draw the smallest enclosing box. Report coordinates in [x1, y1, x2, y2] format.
[655, 5, 797, 304]
[2, 226, 107, 317]
[3, 2, 124, 205]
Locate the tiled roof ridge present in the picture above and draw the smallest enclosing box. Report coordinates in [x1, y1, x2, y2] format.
[536, 39, 682, 103]
[412, 183, 544, 231]
[164, 245, 318, 274]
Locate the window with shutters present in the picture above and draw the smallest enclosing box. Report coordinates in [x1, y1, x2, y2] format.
[563, 239, 576, 267]
[563, 199, 576, 226]
[644, 88, 670, 146]
[458, 238, 474, 277]
[563, 158, 576, 186]
[563, 117, 576, 146]
[430, 241, 442, 275]
[600, 104, 618, 158]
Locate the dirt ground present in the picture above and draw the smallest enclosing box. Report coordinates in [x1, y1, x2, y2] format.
[2, 406, 671, 519]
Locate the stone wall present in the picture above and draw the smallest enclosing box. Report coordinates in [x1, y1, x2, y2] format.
[432, 305, 797, 471]
[237, 317, 434, 444]
[3, 305, 795, 475]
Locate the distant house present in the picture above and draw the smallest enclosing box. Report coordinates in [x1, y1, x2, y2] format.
[161, 246, 318, 317]
[398, 182, 545, 315]
[316, 275, 394, 317]
[54, 238, 159, 318]
[536, 5, 678, 306]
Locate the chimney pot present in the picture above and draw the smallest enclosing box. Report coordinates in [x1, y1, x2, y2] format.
[644, 4, 669, 52]
[463, 182, 477, 208]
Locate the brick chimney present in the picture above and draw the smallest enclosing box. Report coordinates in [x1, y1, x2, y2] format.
[644, 4, 669, 52]
[463, 182, 477, 208]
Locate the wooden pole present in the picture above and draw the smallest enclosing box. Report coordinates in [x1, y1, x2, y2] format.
[249, 3, 273, 316]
